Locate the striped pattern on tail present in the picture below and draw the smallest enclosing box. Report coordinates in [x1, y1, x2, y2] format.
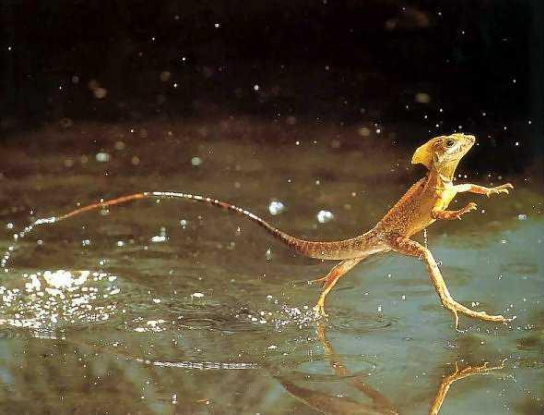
[35, 191, 365, 260]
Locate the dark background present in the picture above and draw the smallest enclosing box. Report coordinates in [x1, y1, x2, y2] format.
[1, 0, 542, 168]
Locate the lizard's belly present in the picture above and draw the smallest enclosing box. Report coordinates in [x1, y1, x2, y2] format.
[404, 195, 441, 236]
[434, 187, 457, 211]
[406, 187, 456, 236]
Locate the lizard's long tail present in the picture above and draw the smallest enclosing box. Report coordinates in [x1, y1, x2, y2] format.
[34, 191, 363, 260]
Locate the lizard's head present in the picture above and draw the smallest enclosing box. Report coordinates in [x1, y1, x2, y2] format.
[411, 133, 475, 171]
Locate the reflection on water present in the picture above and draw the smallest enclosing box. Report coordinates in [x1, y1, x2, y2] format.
[0, 121, 543, 414]
[276, 323, 507, 415]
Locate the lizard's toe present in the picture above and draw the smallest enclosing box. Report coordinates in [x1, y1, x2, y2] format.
[313, 304, 328, 319]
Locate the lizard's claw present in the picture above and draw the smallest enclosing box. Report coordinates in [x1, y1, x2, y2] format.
[465, 202, 478, 212]
[442, 296, 510, 328]
[454, 202, 477, 220]
[486, 183, 514, 197]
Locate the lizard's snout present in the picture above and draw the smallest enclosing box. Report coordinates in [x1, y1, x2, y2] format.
[465, 135, 476, 144]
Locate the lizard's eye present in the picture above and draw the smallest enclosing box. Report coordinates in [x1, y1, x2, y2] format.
[445, 139, 455, 148]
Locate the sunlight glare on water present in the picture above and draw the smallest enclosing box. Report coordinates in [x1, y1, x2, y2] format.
[0, 269, 121, 330]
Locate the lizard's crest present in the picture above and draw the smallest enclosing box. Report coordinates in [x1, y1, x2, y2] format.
[412, 133, 475, 170]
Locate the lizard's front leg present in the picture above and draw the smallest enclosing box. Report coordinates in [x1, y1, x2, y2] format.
[454, 183, 513, 197]
[431, 202, 478, 220]
[385, 234, 510, 329]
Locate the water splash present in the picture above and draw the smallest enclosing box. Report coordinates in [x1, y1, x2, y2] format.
[1, 217, 57, 271]
[0, 269, 121, 332]
[136, 358, 259, 370]
[235, 295, 319, 331]
[33, 217, 57, 226]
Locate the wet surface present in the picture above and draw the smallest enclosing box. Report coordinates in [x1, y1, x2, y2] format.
[0, 120, 543, 414]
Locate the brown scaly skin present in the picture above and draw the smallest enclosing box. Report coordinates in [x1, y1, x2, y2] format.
[33, 133, 513, 329]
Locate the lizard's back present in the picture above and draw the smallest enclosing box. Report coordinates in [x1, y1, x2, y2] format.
[375, 177, 437, 237]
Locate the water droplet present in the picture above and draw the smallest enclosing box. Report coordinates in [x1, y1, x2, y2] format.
[151, 227, 167, 243]
[316, 210, 334, 223]
[268, 201, 285, 215]
[114, 141, 126, 151]
[160, 71, 171, 82]
[415, 92, 431, 104]
[93, 87, 108, 99]
[95, 152, 111, 162]
[358, 127, 371, 137]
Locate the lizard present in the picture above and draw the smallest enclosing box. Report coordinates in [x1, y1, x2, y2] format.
[32, 133, 513, 329]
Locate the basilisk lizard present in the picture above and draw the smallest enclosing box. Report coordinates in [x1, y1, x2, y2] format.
[33, 133, 513, 328]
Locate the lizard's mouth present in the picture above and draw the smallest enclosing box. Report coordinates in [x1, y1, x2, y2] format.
[462, 135, 476, 152]
[464, 134, 476, 145]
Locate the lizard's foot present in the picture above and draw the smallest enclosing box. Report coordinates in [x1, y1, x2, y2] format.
[447, 202, 478, 220]
[459, 202, 478, 218]
[442, 297, 511, 329]
[465, 202, 478, 211]
[486, 183, 514, 197]
[313, 303, 328, 319]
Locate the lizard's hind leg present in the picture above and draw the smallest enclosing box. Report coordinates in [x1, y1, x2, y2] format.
[312, 257, 364, 318]
[386, 234, 509, 329]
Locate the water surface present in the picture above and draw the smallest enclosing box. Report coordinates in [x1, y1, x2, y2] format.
[1, 120, 542, 414]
